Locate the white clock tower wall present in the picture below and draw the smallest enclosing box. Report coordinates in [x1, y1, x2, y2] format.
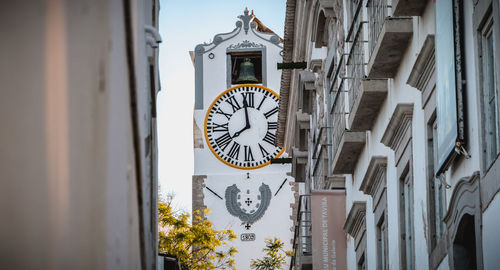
[192, 9, 295, 269]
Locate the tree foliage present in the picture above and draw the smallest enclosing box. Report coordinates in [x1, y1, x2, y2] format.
[158, 197, 237, 269]
[250, 237, 292, 270]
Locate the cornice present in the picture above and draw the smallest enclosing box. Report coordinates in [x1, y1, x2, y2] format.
[407, 35, 435, 91]
[324, 175, 346, 189]
[381, 103, 414, 151]
[343, 201, 366, 238]
[359, 156, 387, 196]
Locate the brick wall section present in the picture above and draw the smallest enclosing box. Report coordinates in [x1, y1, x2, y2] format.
[193, 118, 204, 149]
[277, 0, 297, 147]
[192, 175, 207, 219]
[289, 181, 300, 244]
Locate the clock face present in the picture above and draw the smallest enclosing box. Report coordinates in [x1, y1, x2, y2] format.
[205, 84, 284, 169]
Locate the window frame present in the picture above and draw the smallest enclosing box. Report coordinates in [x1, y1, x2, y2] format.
[478, 10, 500, 171]
[399, 164, 414, 270]
[473, 0, 500, 211]
[376, 213, 389, 270]
[226, 46, 267, 88]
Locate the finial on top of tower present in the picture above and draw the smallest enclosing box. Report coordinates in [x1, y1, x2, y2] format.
[238, 7, 255, 35]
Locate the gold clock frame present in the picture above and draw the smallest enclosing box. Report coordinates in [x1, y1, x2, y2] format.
[204, 84, 284, 170]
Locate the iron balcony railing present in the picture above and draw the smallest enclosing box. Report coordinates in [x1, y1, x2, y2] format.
[367, 0, 392, 58]
[346, 27, 366, 116]
[331, 84, 346, 166]
[289, 195, 312, 270]
[312, 126, 331, 190]
[346, 0, 364, 43]
[328, 0, 366, 166]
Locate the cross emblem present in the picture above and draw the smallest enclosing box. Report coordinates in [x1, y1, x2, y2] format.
[245, 198, 252, 206]
[245, 223, 251, 230]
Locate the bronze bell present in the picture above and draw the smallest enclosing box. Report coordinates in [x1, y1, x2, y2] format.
[236, 58, 259, 83]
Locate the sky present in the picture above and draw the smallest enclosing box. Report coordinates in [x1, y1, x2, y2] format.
[157, 0, 286, 211]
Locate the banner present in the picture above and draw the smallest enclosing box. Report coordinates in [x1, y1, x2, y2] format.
[435, 0, 465, 174]
[311, 190, 346, 270]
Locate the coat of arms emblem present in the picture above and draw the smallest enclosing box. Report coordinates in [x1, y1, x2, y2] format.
[224, 183, 272, 229]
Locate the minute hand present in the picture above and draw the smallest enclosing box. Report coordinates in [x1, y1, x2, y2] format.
[243, 99, 250, 129]
[233, 99, 251, 138]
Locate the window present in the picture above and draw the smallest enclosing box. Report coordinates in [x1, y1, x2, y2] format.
[377, 215, 388, 270]
[479, 12, 500, 168]
[358, 253, 366, 270]
[400, 168, 414, 270]
[427, 116, 447, 250]
[229, 51, 262, 85]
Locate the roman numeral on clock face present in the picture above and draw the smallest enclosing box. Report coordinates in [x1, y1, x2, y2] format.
[211, 122, 228, 132]
[264, 106, 279, 119]
[267, 122, 277, 130]
[216, 108, 232, 120]
[241, 92, 254, 108]
[227, 142, 240, 159]
[258, 143, 269, 158]
[257, 95, 267, 110]
[244, 145, 254, 161]
[215, 132, 232, 151]
[263, 131, 276, 145]
[226, 95, 241, 113]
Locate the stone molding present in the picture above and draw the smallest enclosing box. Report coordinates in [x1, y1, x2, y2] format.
[443, 172, 481, 241]
[227, 40, 264, 50]
[324, 175, 346, 189]
[381, 104, 414, 161]
[359, 156, 387, 211]
[407, 35, 435, 91]
[344, 201, 367, 250]
[443, 171, 483, 270]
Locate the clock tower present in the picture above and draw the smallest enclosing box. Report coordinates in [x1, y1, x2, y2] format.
[192, 9, 295, 269]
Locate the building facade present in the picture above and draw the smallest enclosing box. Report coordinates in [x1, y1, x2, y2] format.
[192, 9, 297, 269]
[1, 1, 161, 269]
[278, 0, 500, 269]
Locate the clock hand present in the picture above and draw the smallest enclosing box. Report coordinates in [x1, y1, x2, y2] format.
[232, 126, 248, 138]
[205, 186, 223, 200]
[233, 99, 251, 138]
[243, 98, 250, 129]
[274, 178, 288, 196]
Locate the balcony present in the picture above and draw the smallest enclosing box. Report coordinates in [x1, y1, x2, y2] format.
[366, 0, 412, 78]
[348, 79, 387, 131]
[329, 57, 366, 174]
[392, 0, 427, 16]
[292, 147, 308, 182]
[295, 112, 310, 152]
[311, 126, 330, 189]
[345, 24, 388, 131]
[290, 195, 312, 270]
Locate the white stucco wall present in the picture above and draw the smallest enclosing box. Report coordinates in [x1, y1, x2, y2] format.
[482, 194, 500, 270]
[203, 172, 294, 269]
[193, 14, 295, 270]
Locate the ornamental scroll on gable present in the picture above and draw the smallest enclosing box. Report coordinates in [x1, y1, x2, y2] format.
[227, 40, 264, 50]
[225, 183, 271, 228]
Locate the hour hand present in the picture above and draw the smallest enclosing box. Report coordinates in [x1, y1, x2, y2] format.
[233, 126, 247, 138]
